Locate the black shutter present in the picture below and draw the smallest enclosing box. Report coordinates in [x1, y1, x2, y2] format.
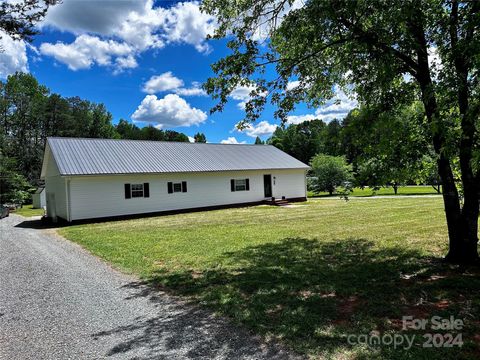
[182, 181, 187, 193]
[231, 179, 235, 192]
[246, 178, 250, 191]
[143, 183, 150, 198]
[124, 184, 131, 199]
[168, 182, 173, 193]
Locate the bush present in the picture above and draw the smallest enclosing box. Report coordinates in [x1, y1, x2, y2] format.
[310, 154, 353, 195]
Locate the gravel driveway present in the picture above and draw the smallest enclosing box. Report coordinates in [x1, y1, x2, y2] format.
[0, 215, 300, 360]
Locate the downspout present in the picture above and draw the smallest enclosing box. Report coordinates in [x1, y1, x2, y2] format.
[304, 170, 308, 199]
[65, 178, 71, 222]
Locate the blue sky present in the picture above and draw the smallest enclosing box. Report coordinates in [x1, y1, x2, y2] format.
[0, 0, 357, 144]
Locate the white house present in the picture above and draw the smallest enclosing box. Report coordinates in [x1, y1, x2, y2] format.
[32, 187, 46, 209]
[40, 137, 309, 222]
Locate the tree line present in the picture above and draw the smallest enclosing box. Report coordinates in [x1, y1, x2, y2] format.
[266, 101, 440, 194]
[0, 73, 206, 203]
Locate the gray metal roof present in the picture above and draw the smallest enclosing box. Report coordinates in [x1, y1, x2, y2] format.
[46, 137, 309, 176]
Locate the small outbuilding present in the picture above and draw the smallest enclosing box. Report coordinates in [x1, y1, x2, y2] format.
[32, 187, 46, 209]
[40, 137, 309, 222]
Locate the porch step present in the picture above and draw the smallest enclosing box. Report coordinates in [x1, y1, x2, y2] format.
[265, 198, 289, 206]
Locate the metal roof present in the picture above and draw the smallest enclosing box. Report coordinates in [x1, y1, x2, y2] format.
[46, 137, 309, 176]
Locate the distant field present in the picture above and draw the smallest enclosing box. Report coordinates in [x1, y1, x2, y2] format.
[59, 198, 478, 359]
[13, 205, 44, 217]
[308, 185, 441, 198]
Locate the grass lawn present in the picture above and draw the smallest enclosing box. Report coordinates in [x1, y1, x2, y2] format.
[13, 204, 45, 217]
[308, 185, 441, 198]
[59, 198, 479, 359]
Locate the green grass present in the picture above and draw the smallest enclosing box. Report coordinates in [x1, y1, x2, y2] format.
[59, 198, 479, 359]
[13, 204, 45, 217]
[308, 185, 441, 198]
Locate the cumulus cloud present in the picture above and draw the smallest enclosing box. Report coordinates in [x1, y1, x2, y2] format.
[174, 82, 207, 96]
[40, 1, 216, 72]
[142, 72, 184, 93]
[221, 137, 246, 144]
[39, 34, 134, 71]
[287, 87, 357, 124]
[229, 84, 263, 110]
[238, 121, 278, 138]
[114, 55, 138, 72]
[230, 85, 255, 101]
[42, 0, 147, 35]
[286, 114, 316, 124]
[143, 74, 207, 96]
[286, 80, 300, 91]
[0, 31, 28, 78]
[162, 1, 216, 53]
[250, 0, 305, 41]
[131, 94, 207, 128]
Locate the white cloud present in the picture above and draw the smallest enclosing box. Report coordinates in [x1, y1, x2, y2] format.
[229, 84, 264, 110]
[238, 121, 278, 137]
[286, 114, 316, 124]
[40, 1, 216, 72]
[142, 72, 184, 93]
[287, 87, 357, 124]
[174, 82, 207, 96]
[220, 137, 246, 144]
[250, 0, 305, 41]
[230, 85, 255, 101]
[131, 94, 207, 128]
[143, 74, 206, 96]
[162, 1, 216, 53]
[188, 136, 195, 143]
[42, 0, 147, 35]
[114, 55, 138, 72]
[286, 80, 300, 91]
[39, 34, 134, 71]
[0, 31, 28, 78]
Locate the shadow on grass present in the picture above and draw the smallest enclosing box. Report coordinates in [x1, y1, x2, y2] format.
[148, 238, 478, 359]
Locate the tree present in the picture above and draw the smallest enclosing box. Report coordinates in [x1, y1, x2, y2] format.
[254, 136, 264, 144]
[0, 153, 32, 204]
[194, 132, 207, 143]
[345, 103, 432, 194]
[310, 154, 352, 195]
[203, 0, 480, 264]
[267, 119, 328, 163]
[0, 0, 59, 44]
[323, 119, 343, 156]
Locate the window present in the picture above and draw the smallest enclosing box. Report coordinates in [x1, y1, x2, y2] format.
[131, 184, 144, 198]
[124, 183, 149, 199]
[173, 183, 182, 192]
[231, 178, 250, 192]
[235, 179, 247, 191]
[168, 181, 187, 194]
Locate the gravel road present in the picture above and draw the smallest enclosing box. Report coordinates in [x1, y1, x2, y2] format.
[0, 215, 300, 360]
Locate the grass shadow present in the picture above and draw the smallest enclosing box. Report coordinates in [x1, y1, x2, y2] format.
[149, 237, 479, 359]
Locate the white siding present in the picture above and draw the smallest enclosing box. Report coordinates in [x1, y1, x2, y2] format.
[32, 189, 46, 208]
[44, 153, 68, 220]
[68, 169, 306, 221]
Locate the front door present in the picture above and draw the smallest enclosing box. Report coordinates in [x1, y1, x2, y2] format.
[263, 174, 272, 197]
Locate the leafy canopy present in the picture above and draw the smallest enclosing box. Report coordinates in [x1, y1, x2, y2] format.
[310, 154, 353, 195]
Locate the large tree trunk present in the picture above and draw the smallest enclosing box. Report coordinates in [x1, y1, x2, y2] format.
[444, 1, 480, 264]
[421, 94, 479, 265]
[407, 7, 479, 265]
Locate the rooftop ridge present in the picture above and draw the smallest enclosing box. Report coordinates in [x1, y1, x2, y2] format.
[47, 137, 271, 146]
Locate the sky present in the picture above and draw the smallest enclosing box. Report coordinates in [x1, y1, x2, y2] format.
[0, 0, 357, 144]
